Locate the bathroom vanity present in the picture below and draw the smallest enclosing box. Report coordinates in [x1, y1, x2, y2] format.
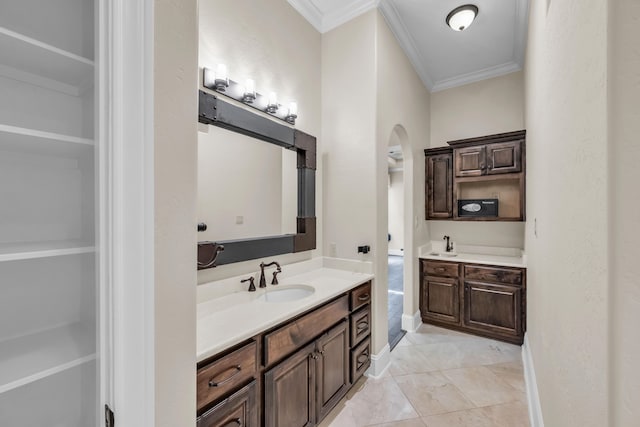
[420, 247, 526, 345]
[196, 266, 373, 426]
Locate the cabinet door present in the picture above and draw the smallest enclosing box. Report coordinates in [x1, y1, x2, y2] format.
[486, 141, 521, 175]
[197, 381, 258, 427]
[454, 146, 486, 177]
[264, 342, 316, 427]
[420, 276, 460, 325]
[426, 153, 453, 218]
[463, 281, 522, 338]
[316, 321, 350, 422]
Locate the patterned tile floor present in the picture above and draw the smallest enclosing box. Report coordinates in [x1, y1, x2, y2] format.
[319, 324, 529, 427]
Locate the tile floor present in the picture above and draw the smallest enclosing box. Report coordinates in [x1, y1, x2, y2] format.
[319, 324, 529, 427]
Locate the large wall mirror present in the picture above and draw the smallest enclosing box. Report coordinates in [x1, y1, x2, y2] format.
[197, 90, 316, 269]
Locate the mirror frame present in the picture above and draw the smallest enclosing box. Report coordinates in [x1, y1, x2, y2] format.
[197, 90, 316, 269]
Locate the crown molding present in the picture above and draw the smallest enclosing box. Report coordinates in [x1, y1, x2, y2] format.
[287, 0, 324, 32]
[288, 0, 380, 33]
[378, 0, 434, 90]
[431, 62, 522, 92]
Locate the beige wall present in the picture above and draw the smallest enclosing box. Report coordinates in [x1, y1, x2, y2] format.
[198, 0, 321, 283]
[608, 0, 640, 424]
[154, 0, 198, 425]
[374, 10, 431, 341]
[428, 71, 525, 250]
[430, 71, 524, 147]
[525, 0, 609, 425]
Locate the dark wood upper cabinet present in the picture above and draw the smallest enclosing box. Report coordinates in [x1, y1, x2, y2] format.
[425, 148, 453, 219]
[425, 130, 526, 222]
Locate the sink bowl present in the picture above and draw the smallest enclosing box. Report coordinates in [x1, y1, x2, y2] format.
[258, 285, 315, 303]
[428, 251, 458, 258]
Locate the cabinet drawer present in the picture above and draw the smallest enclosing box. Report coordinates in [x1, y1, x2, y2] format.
[350, 337, 370, 383]
[350, 306, 371, 346]
[422, 260, 459, 278]
[197, 341, 258, 413]
[350, 282, 372, 311]
[464, 264, 523, 285]
[264, 295, 349, 367]
[197, 380, 258, 427]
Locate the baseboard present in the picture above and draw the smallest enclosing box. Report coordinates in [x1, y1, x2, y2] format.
[388, 249, 404, 257]
[522, 334, 544, 427]
[401, 311, 422, 333]
[367, 343, 391, 379]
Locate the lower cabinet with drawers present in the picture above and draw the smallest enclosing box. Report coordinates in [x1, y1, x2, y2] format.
[197, 281, 372, 427]
[420, 259, 526, 345]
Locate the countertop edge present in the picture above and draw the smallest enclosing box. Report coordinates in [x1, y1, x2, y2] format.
[420, 254, 526, 269]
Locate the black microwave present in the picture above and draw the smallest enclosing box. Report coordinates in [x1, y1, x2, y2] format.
[458, 199, 499, 217]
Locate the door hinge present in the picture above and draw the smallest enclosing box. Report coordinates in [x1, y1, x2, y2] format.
[105, 404, 115, 427]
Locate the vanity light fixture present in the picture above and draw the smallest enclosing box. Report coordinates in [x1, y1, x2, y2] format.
[446, 4, 478, 32]
[213, 63, 229, 91]
[202, 66, 299, 126]
[267, 92, 279, 114]
[285, 102, 298, 125]
[242, 78, 256, 103]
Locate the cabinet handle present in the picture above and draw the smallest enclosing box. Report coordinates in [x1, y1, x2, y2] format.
[310, 352, 318, 360]
[357, 352, 369, 364]
[435, 267, 446, 272]
[208, 365, 242, 388]
[358, 294, 370, 302]
[356, 321, 369, 331]
[222, 419, 242, 427]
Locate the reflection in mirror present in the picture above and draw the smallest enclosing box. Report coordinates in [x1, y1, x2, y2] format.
[198, 125, 297, 242]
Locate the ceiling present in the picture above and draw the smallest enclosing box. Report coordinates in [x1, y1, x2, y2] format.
[287, 0, 529, 92]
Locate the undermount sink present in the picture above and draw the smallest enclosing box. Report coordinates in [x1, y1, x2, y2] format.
[428, 251, 458, 258]
[258, 285, 315, 303]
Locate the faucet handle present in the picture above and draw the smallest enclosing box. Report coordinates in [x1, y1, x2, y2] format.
[241, 277, 256, 292]
[271, 267, 282, 285]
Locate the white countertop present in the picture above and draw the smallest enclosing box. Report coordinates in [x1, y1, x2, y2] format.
[197, 266, 374, 362]
[419, 241, 526, 268]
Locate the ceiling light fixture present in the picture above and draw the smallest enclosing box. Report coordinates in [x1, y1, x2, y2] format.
[446, 4, 478, 32]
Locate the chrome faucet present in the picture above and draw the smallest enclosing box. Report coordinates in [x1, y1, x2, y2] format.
[443, 235, 454, 252]
[259, 261, 282, 287]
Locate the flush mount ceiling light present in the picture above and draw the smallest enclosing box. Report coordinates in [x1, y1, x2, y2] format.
[446, 4, 478, 32]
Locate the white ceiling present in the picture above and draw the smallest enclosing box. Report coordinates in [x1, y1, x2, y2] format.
[287, 0, 529, 92]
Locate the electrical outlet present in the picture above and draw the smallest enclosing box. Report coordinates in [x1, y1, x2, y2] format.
[534, 218, 538, 238]
[236, 216, 244, 225]
[329, 242, 337, 257]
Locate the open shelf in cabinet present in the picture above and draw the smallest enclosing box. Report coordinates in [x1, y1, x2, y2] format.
[0, 322, 96, 394]
[0, 26, 93, 93]
[453, 174, 524, 221]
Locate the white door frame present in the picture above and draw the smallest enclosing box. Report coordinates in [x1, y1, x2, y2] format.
[99, 0, 155, 425]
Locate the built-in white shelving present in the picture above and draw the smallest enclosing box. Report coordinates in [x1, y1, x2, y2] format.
[0, 323, 96, 394]
[0, 124, 93, 147]
[0, 241, 94, 263]
[0, 26, 94, 90]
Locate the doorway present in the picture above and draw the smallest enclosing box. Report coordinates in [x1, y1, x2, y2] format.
[387, 143, 406, 349]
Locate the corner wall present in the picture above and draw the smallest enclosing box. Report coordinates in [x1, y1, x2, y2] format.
[608, 0, 640, 424]
[524, 1, 609, 425]
[154, 0, 198, 425]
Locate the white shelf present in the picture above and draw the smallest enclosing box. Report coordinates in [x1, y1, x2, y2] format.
[0, 241, 94, 262]
[0, 26, 94, 90]
[0, 323, 96, 394]
[0, 124, 93, 154]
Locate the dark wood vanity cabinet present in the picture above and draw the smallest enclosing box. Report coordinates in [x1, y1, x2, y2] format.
[420, 260, 526, 345]
[425, 149, 453, 219]
[420, 259, 460, 326]
[198, 281, 373, 427]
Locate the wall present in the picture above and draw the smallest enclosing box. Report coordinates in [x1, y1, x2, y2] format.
[374, 10, 431, 340]
[608, 0, 640, 424]
[154, 0, 198, 425]
[524, 0, 609, 425]
[388, 169, 404, 253]
[429, 71, 525, 250]
[198, 0, 321, 283]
